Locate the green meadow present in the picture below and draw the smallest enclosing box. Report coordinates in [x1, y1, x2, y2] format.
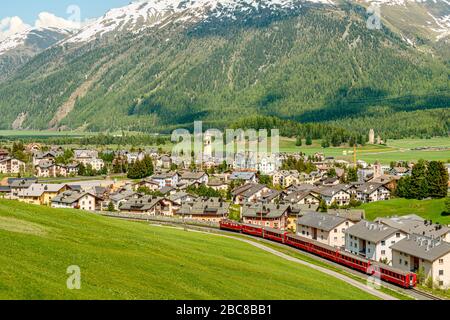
[279, 137, 450, 164]
[0, 200, 376, 300]
[361, 198, 449, 225]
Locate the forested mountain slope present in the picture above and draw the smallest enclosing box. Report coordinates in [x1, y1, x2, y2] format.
[0, 0, 448, 135]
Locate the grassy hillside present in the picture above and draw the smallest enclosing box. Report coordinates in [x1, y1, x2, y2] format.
[361, 198, 449, 225]
[0, 200, 377, 300]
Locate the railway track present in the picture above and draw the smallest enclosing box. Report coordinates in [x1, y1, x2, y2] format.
[98, 213, 446, 301]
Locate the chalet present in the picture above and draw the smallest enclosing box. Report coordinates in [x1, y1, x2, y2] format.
[179, 171, 209, 185]
[207, 180, 229, 192]
[0, 157, 25, 174]
[151, 172, 179, 188]
[177, 197, 230, 223]
[285, 203, 319, 232]
[9, 178, 38, 197]
[51, 191, 101, 211]
[315, 185, 351, 206]
[108, 189, 140, 210]
[272, 170, 300, 188]
[168, 192, 198, 205]
[156, 155, 172, 169]
[297, 212, 354, 248]
[345, 221, 406, 263]
[283, 190, 320, 206]
[134, 178, 160, 191]
[242, 203, 290, 230]
[389, 167, 411, 177]
[119, 196, 177, 216]
[17, 183, 68, 206]
[231, 183, 272, 205]
[391, 236, 450, 288]
[0, 149, 9, 159]
[229, 171, 257, 184]
[32, 151, 59, 166]
[355, 182, 391, 203]
[74, 149, 104, 171]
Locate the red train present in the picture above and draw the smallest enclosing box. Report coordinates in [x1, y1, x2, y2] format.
[220, 220, 417, 288]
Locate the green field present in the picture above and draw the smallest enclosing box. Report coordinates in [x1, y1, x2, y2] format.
[361, 198, 449, 225]
[0, 200, 377, 300]
[279, 137, 450, 164]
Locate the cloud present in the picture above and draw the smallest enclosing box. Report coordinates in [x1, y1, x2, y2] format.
[0, 12, 83, 42]
[35, 12, 81, 30]
[0, 16, 31, 41]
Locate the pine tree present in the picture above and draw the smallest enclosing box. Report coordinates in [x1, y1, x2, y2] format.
[347, 167, 358, 182]
[317, 199, 328, 212]
[410, 160, 428, 199]
[305, 136, 312, 146]
[427, 161, 449, 199]
[295, 136, 302, 146]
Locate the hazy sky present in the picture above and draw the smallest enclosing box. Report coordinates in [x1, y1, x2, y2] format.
[1, 1, 131, 24]
[0, 0, 133, 40]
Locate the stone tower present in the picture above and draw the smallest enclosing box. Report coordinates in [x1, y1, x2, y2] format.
[373, 161, 382, 179]
[369, 129, 375, 145]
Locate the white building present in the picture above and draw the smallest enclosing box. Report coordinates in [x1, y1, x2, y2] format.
[0, 157, 25, 174]
[345, 220, 406, 264]
[297, 212, 354, 248]
[391, 236, 450, 289]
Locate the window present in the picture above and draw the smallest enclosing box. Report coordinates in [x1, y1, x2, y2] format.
[439, 270, 444, 276]
[345, 222, 349, 226]
[381, 250, 385, 255]
[334, 229, 337, 233]
[439, 259, 444, 264]
[404, 261, 408, 266]
[399, 259, 402, 264]
[396, 233, 401, 238]
[439, 281, 444, 286]
[381, 241, 385, 246]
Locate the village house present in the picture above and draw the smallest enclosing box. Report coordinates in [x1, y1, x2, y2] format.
[375, 215, 450, 242]
[345, 221, 406, 264]
[231, 183, 272, 205]
[51, 191, 101, 211]
[177, 197, 230, 223]
[168, 192, 198, 205]
[229, 171, 257, 184]
[355, 182, 391, 203]
[119, 196, 178, 216]
[207, 179, 229, 192]
[297, 212, 354, 248]
[0, 149, 10, 159]
[242, 203, 290, 230]
[391, 236, 450, 289]
[156, 155, 172, 169]
[151, 172, 179, 188]
[272, 170, 296, 188]
[32, 151, 59, 166]
[285, 203, 319, 232]
[369, 175, 400, 193]
[17, 183, 68, 206]
[0, 157, 25, 174]
[134, 178, 161, 191]
[9, 178, 38, 197]
[74, 149, 104, 171]
[389, 166, 411, 177]
[179, 171, 209, 185]
[283, 190, 320, 206]
[316, 185, 351, 206]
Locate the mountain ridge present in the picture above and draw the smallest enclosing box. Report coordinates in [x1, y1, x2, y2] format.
[0, 0, 448, 136]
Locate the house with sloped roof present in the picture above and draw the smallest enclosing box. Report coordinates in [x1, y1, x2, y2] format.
[229, 171, 257, 184]
[297, 211, 354, 248]
[283, 190, 320, 206]
[177, 197, 230, 223]
[0, 157, 25, 174]
[345, 220, 407, 264]
[391, 235, 450, 288]
[119, 196, 178, 216]
[231, 183, 272, 205]
[17, 183, 69, 206]
[355, 182, 391, 203]
[51, 190, 102, 211]
[315, 184, 351, 206]
[242, 203, 290, 230]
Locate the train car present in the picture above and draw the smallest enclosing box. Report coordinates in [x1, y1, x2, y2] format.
[219, 219, 243, 232]
[220, 220, 417, 289]
[337, 250, 371, 273]
[262, 227, 288, 243]
[371, 262, 417, 288]
[242, 223, 264, 237]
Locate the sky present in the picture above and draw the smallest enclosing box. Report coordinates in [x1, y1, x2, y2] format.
[0, 0, 132, 40]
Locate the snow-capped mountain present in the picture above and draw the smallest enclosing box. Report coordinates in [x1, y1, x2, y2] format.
[0, 27, 74, 80]
[64, 0, 334, 44]
[0, 27, 72, 56]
